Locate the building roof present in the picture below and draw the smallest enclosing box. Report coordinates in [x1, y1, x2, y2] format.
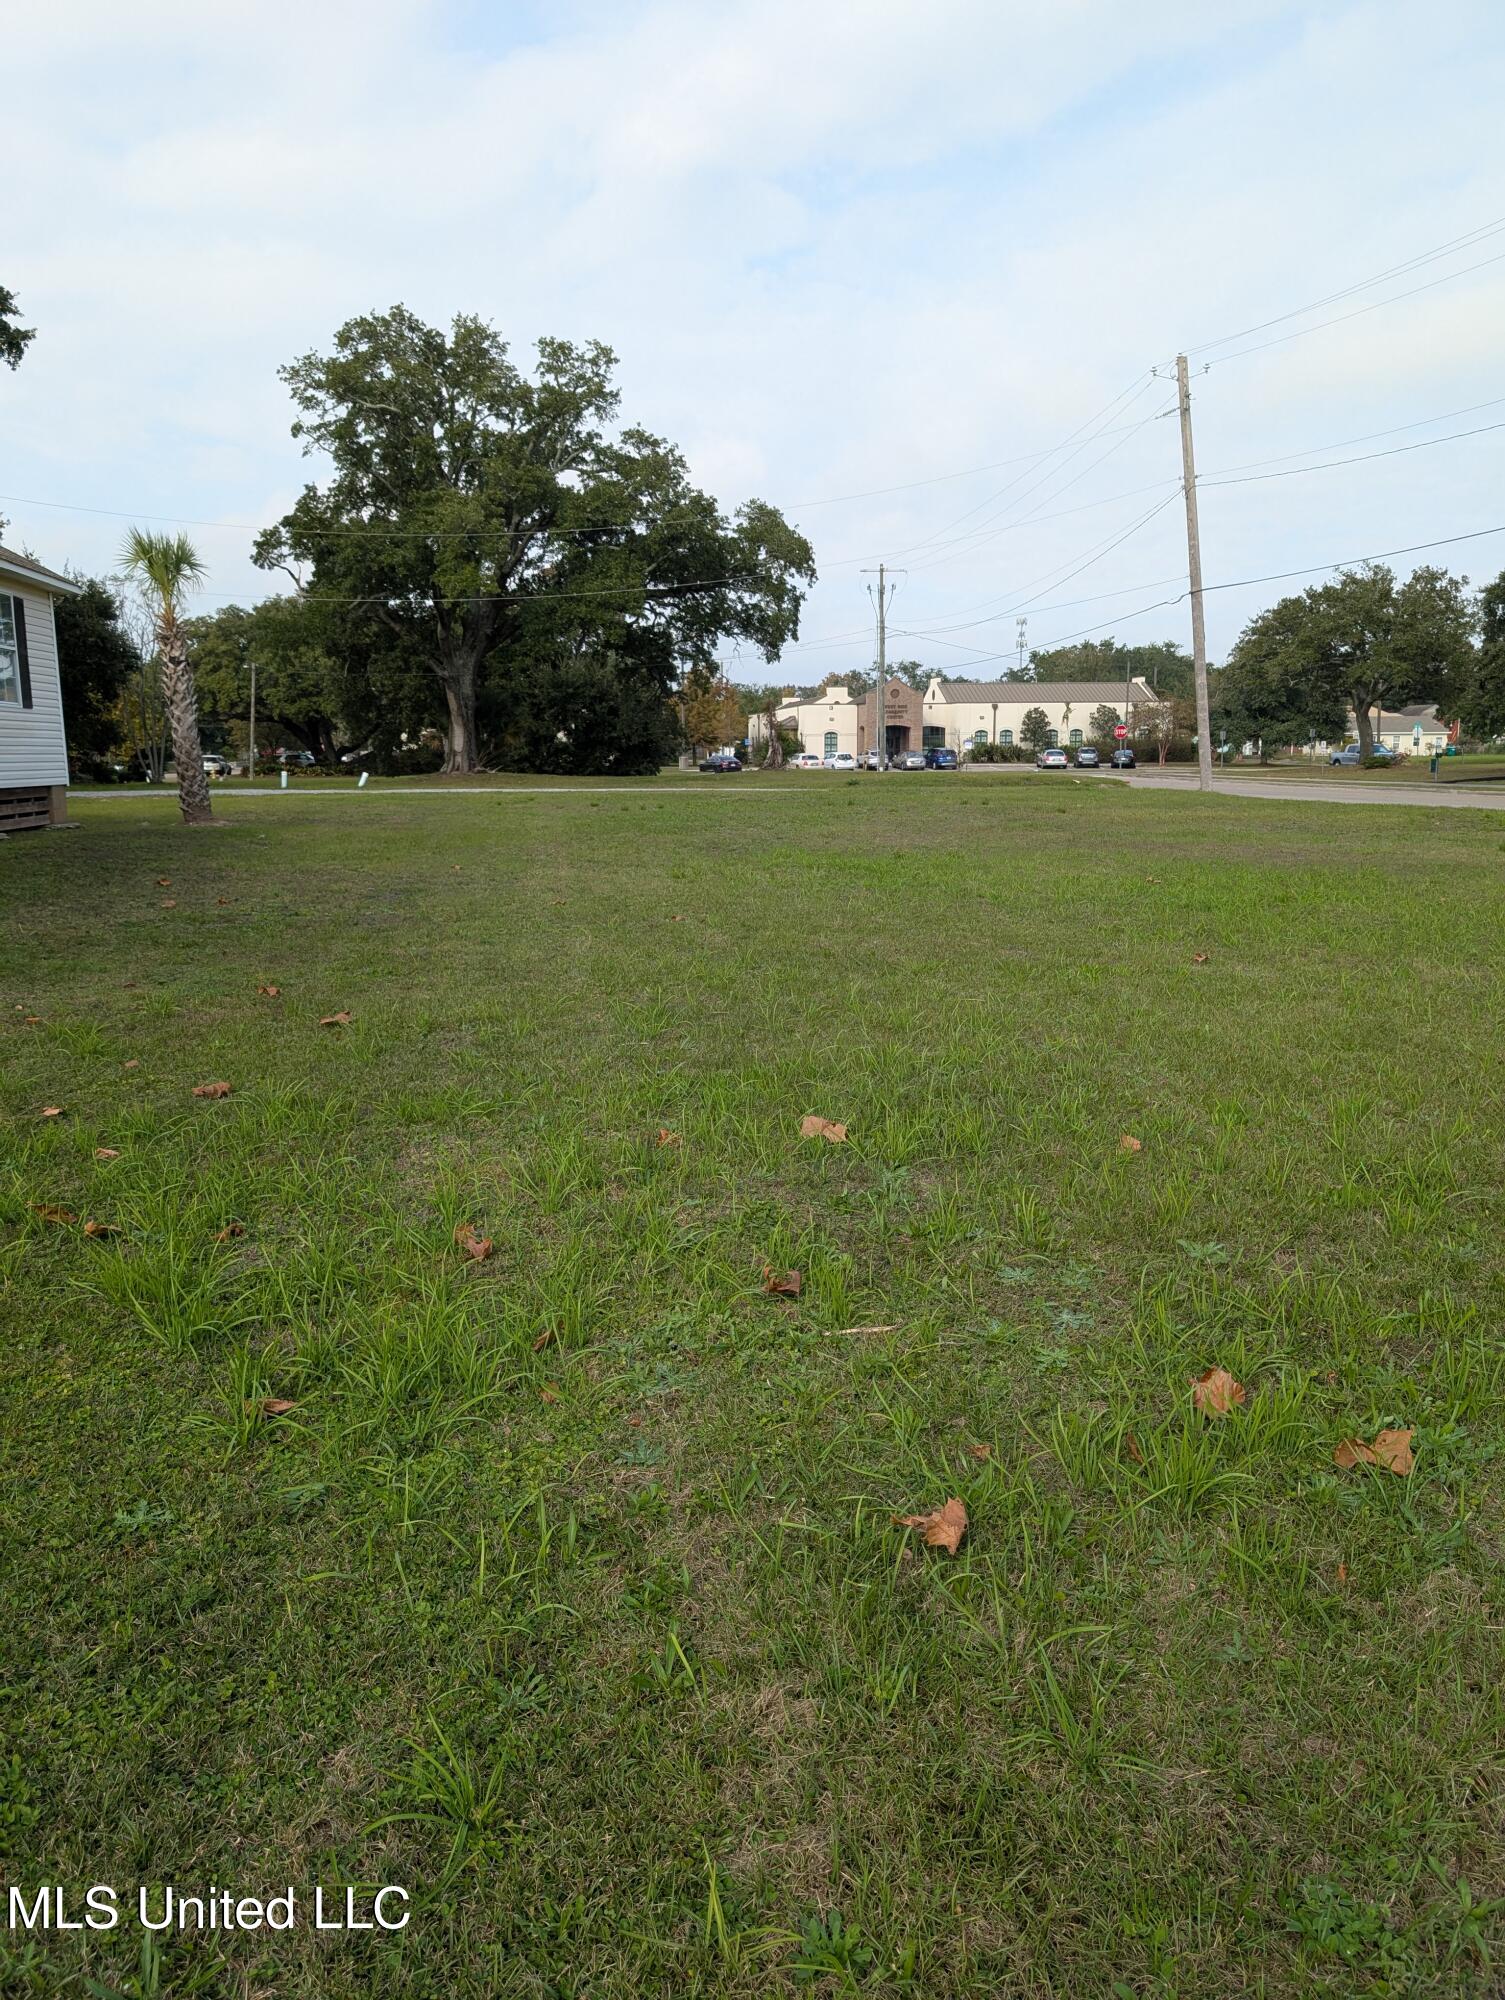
[0, 543, 82, 596]
[931, 677, 1159, 705]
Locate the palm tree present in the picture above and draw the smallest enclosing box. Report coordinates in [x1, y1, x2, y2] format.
[119, 530, 213, 824]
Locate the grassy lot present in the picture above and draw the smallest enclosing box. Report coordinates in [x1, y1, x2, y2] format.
[3, 780, 1504, 1998]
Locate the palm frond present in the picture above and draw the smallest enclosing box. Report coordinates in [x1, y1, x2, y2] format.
[117, 528, 208, 612]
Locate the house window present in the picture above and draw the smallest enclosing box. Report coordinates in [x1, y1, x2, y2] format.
[824, 730, 837, 756]
[0, 596, 24, 707]
[1046, 728, 1059, 747]
[1000, 728, 1013, 746]
[974, 729, 986, 745]
[1069, 728, 1082, 748]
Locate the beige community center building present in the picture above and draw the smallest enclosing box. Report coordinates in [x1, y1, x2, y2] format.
[750, 675, 1161, 761]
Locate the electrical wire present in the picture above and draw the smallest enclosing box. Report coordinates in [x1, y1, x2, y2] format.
[1200, 418, 1505, 488]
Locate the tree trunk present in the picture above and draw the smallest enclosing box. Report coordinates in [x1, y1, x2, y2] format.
[161, 631, 213, 824]
[1354, 699, 1375, 760]
[439, 666, 480, 774]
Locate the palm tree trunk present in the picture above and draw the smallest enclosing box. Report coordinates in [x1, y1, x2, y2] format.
[161, 627, 213, 824]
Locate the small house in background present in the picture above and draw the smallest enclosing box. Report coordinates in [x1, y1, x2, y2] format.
[0, 543, 81, 832]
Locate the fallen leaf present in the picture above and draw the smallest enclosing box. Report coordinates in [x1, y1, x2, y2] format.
[30, 1203, 76, 1224]
[216, 897, 231, 907]
[83, 1219, 122, 1238]
[532, 1328, 557, 1351]
[261, 1397, 297, 1418]
[1190, 1366, 1246, 1418]
[23, 1015, 42, 1025]
[762, 1265, 802, 1297]
[160, 899, 177, 909]
[1124, 1431, 1145, 1465]
[214, 1222, 246, 1241]
[1337, 1561, 1349, 1584]
[94, 1148, 120, 1161]
[1119, 1133, 1143, 1153]
[1191, 951, 1210, 965]
[192, 1081, 233, 1099]
[122, 1059, 140, 1071]
[825, 1323, 900, 1337]
[39, 1106, 65, 1119]
[453, 1222, 493, 1261]
[799, 1114, 848, 1143]
[655, 1128, 681, 1147]
[895, 1497, 968, 1554]
[669, 915, 686, 922]
[318, 1011, 352, 1027]
[255, 984, 281, 998]
[965, 1443, 992, 1461]
[1334, 1427, 1414, 1476]
[540, 1384, 562, 1405]
[156, 876, 171, 887]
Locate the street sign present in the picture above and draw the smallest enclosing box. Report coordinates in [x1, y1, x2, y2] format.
[1113, 724, 1128, 740]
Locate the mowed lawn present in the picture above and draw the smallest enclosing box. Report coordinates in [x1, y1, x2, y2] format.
[3, 778, 1504, 1999]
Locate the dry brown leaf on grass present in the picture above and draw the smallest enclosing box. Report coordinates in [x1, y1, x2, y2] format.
[1191, 951, 1210, 965]
[1124, 1431, 1145, 1466]
[453, 1223, 494, 1261]
[31, 1203, 76, 1224]
[215, 1222, 246, 1242]
[255, 984, 281, 998]
[39, 1106, 65, 1119]
[319, 1011, 352, 1028]
[216, 898, 231, 907]
[23, 1015, 42, 1025]
[655, 1128, 681, 1147]
[1119, 1133, 1143, 1154]
[532, 1327, 557, 1351]
[965, 1443, 992, 1461]
[799, 1114, 848, 1143]
[261, 1397, 297, 1418]
[540, 1384, 562, 1405]
[83, 1219, 122, 1238]
[156, 877, 171, 887]
[94, 1148, 120, 1161]
[894, 1497, 968, 1554]
[762, 1265, 802, 1297]
[1334, 1427, 1414, 1476]
[192, 1081, 233, 1099]
[1190, 1366, 1246, 1417]
[160, 900, 177, 910]
[122, 1059, 140, 1071]
[1337, 1561, 1349, 1584]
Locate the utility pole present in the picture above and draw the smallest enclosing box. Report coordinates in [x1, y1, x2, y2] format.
[247, 657, 257, 780]
[863, 563, 897, 769]
[1176, 352, 1214, 791]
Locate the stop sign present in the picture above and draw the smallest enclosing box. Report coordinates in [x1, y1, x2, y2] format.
[1113, 723, 1128, 740]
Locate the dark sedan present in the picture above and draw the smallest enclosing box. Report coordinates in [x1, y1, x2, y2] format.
[1109, 747, 1136, 768]
[698, 753, 742, 773]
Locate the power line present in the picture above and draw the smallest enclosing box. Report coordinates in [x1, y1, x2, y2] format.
[1201, 394, 1505, 475]
[1182, 215, 1505, 359]
[1200, 417, 1505, 488]
[1201, 248, 1505, 369]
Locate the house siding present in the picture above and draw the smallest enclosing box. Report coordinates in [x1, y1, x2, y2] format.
[0, 581, 70, 791]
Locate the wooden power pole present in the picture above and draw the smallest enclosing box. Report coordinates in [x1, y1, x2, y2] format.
[1176, 353, 1214, 792]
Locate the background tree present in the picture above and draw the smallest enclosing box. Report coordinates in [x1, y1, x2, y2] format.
[1453, 572, 1505, 741]
[119, 531, 213, 823]
[889, 659, 934, 691]
[53, 576, 140, 776]
[1020, 706, 1052, 751]
[1214, 595, 1347, 757]
[189, 597, 347, 763]
[1029, 636, 1194, 697]
[255, 307, 814, 773]
[758, 689, 788, 769]
[1089, 702, 1122, 749]
[681, 668, 742, 756]
[1224, 563, 1474, 759]
[0, 285, 34, 369]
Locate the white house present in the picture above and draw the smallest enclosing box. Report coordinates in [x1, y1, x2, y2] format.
[0, 543, 80, 831]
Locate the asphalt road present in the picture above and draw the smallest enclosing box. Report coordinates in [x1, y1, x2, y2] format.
[1122, 770, 1505, 810]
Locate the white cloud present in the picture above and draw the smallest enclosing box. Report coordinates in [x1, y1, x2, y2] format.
[4, 0, 1504, 665]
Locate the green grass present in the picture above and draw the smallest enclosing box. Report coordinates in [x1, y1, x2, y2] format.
[3, 779, 1504, 1997]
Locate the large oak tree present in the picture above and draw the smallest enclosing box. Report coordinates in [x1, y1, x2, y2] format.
[254, 307, 815, 773]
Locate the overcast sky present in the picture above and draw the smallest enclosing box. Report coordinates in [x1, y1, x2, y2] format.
[6, 0, 1505, 681]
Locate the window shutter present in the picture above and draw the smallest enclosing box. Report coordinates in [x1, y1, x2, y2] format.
[12, 595, 32, 709]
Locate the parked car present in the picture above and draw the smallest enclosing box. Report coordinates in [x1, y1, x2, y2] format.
[202, 753, 232, 777]
[861, 750, 881, 769]
[791, 752, 824, 769]
[1035, 746, 1069, 769]
[1330, 743, 1395, 766]
[274, 747, 317, 768]
[925, 747, 959, 770]
[897, 750, 929, 770]
[1109, 746, 1136, 768]
[698, 753, 742, 773]
[823, 750, 857, 771]
[1073, 745, 1100, 768]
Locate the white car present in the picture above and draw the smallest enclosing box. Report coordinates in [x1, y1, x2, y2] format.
[823, 751, 857, 771]
[791, 752, 824, 769]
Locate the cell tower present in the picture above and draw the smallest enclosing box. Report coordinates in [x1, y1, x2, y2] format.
[1016, 617, 1028, 678]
